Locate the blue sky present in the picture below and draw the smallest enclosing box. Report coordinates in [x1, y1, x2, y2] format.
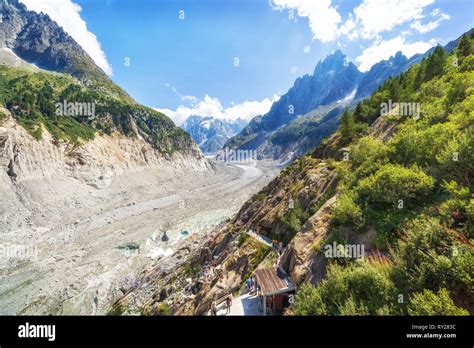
[20, 0, 474, 125]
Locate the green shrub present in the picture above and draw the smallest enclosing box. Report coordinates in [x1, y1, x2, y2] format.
[391, 217, 447, 287]
[449, 246, 474, 293]
[407, 288, 469, 315]
[436, 128, 474, 188]
[155, 302, 171, 316]
[389, 121, 458, 167]
[357, 164, 435, 208]
[293, 284, 328, 315]
[106, 304, 124, 316]
[318, 228, 354, 266]
[0, 110, 6, 124]
[390, 216, 473, 296]
[337, 295, 370, 315]
[460, 54, 474, 72]
[277, 201, 308, 244]
[253, 192, 267, 202]
[251, 242, 271, 263]
[183, 263, 202, 277]
[331, 193, 364, 230]
[350, 136, 389, 168]
[438, 181, 473, 237]
[366, 208, 419, 250]
[238, 231, 249, 246]
[294, 263, 396, 315]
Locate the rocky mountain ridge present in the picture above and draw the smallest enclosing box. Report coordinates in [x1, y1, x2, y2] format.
[225, 33, 470, 161]
[181, 115, 247, 154]
[0, 0, 204, 162]
[0, 0, 120, 92]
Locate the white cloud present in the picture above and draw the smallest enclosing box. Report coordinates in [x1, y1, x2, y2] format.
[165, 83, 198, 102]
[19, 0, 112, 76]
[410, 20, 438, 34]
[411, 8, 450, 33]
[157, 94, 279, 126]
[351, 0, 435, 39]
[269, 0, 449, 45]
[356, 36, 434, 72]
[270, 0, 342, 42]
[338, 17, 356, 38]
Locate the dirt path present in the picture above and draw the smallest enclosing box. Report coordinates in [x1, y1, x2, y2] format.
[0, 160, 279, 315]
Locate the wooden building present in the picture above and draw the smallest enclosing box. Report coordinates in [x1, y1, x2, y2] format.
[253, 268, 295, 315]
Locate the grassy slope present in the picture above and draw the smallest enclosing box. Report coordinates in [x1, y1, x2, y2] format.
[0, 65, 194, 156]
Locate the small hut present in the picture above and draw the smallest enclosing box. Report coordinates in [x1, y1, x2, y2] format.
[254, 268, 295, 315]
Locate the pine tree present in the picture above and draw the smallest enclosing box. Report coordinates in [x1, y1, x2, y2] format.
[414, 62, 425, 90]
[399, 72, 408, 89]
[353, 102, 363, 122]
[424, 46, 446, 81]
[340, 108, 355, 140]
[457, 35, 472, 65]
[389, 78, 401, 101]
[38, 82, 55, 117]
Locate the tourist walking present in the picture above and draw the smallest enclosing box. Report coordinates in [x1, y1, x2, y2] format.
[225, 292, 233, 314]
[211, 296, 217, 316]
[246, 276, 253, 293]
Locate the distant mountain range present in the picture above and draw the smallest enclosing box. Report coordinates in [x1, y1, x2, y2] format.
[181, 116, 247, 154]
[225, 31, 470, 161]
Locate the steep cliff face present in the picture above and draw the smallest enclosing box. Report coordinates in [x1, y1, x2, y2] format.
[0, 108, 207, 184]
[257, 50, 361, 132]
[0, 106, 210, 242]
[225, 50, 362, 157]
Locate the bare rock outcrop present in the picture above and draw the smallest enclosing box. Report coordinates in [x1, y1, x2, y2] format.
[279, 195, 336, 286]
[0, 108, 209, 185]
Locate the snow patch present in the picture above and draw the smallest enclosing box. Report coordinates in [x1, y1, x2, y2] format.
[337, 88, 357, 104]
[200, 120, 212, 129]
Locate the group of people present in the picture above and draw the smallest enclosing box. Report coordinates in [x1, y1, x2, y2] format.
[271, 239, 283, 252]
[246, 275, 261, 295]
[210, 292, 233, 316]
[202, 260, 217, 282]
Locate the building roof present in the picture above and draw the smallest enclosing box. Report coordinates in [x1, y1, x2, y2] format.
[254, 268, 295, 296]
